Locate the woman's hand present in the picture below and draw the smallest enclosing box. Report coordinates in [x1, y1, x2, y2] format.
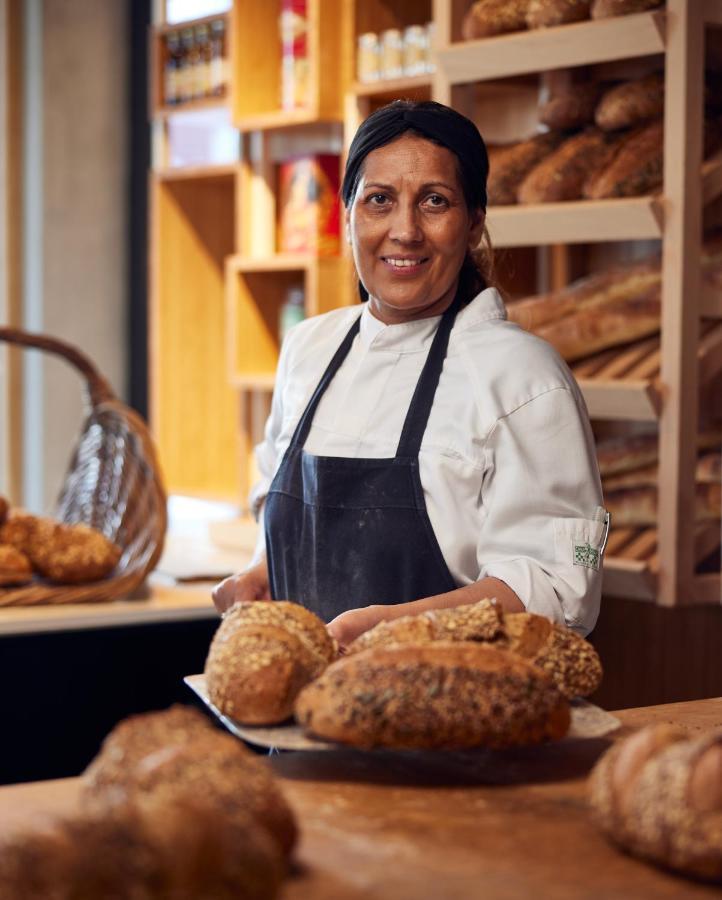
[212, 559, 271, 615]
[327, 605, 386, 651]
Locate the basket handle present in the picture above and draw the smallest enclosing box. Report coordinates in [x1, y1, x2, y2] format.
[0, 327, 117, 408]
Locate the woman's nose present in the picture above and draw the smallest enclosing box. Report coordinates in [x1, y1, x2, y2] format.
[388, 200, 422, 243]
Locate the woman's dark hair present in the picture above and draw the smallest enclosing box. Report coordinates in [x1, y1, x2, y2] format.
[342, 100, 493, 304]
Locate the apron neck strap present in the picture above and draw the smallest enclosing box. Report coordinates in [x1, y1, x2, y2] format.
[289, 315, 362, 450]
[395, 293, 461, 459]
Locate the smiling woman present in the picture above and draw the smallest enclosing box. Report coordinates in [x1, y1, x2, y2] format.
[213, 100, 607, 650]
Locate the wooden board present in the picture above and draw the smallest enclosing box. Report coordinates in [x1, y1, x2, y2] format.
[184, 673, 622, 750]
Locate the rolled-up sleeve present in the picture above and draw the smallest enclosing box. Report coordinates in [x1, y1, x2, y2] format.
[477, 386, 605, 636]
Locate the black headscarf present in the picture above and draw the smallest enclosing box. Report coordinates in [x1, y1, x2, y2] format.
[341, 100, 490, 303]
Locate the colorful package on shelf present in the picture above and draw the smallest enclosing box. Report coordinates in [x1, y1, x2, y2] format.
[280, 0, 309, 110]
[277, 155, 341, 256]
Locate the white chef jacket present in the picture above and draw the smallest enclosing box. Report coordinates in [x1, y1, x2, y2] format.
[250, 287, 605, 636]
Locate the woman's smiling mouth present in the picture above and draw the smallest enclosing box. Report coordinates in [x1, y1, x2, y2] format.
[381, 256, 429, 275]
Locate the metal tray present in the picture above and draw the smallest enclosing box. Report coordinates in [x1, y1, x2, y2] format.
[185, 673, 621, 752]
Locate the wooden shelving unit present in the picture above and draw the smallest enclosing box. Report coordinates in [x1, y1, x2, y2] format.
[432, 0, 721, 606]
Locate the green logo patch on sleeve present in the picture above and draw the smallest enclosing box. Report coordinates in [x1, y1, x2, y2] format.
[573, 542, 600, 570]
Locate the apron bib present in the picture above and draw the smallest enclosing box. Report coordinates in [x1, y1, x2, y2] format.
[264, 298, 460, 621]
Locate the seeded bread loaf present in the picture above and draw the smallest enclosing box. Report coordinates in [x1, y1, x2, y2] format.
[0, 545, 33, 586]
[518, 128, 621, 203]
[488, 132, 563, 205]
[595, 72, 664, 131]
[539, 81, 603, 130]
[205, 601, 336, 725]
[526, 0, 592, 28]
[296, 642, 570, 749]
[536, 290, 661, 362]
[82, 705, 298, 858]
[589, 725, 722, 881]
[584, 119, 663, 199]
[461, 0, 530, 39]
[591, 0, 664, 18]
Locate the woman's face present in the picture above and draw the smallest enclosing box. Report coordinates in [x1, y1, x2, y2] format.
[347, 133, 485, 325]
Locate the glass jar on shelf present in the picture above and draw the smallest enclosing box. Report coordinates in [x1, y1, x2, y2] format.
[380, 28, 403, 80]
[402, 25, 426, 77]
[357, 32, 380, 83]
[279, 286, 306, 343]
[163, 31, 182, 105]
[209, 18, 228, 96]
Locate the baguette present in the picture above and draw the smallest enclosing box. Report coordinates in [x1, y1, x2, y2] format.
[461, 0, 530, 39]
[584, 119, 663, 199]
[589, 725, 722, 881]
[535, 289, 661, 362]
[603, 482, 721, 527]
[591, 0, 664, 17]
[488, 132, 564, 205]
[596, 430, 721, 477]
[346, 602, 602, 699]
[603, 453, 721, 490]
[526, 0, 592, 27]
[295, 642, 571, 750]
[506, 259, 659, 330]
[518, 128, 622, 203]
[595, 72, 664, 131]
[539, 81, 603, 130]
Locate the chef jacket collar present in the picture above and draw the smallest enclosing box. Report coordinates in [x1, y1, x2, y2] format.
[359, 287, 507, 352]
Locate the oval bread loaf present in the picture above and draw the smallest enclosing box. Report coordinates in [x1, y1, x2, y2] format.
[589, 725, 722, 881]
[526, 0, 592, 28]
[205, 601, 335, 725]
[0, 545, 33, 587]
[295, 642, 571, 750]
[487, 132, 563, 205]
[82, 705, 298, 858]
[461, 0, 530, 39]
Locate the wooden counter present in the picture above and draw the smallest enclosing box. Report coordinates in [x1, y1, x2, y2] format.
[3, 698, 721, 899]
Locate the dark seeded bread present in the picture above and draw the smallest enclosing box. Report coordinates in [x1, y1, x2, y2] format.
[295, 642, 570, 750]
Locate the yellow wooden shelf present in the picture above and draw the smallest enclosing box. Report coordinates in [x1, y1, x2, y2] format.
[227, 253, 318, 274]
[351, 75, 432, 98]
[153, 163, 238, 182]
[438, 10, 666, 86]
[486, 197, 663, 248]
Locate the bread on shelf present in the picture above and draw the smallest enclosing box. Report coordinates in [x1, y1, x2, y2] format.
[584, 119, 664, 199]
[589, 724, 722, 881]
[526, 0, 592, 28]
[295, 642, 571, 750]
[461, 0, 530, 39]
[595, 71, 664, 131]
[488, 132, 564, 205]
[539, 82, 604, 130]
[204, 600, 337, 725]
[591, 0, 664, 18]
[0, 545, 33, 587]
[604, 483, 721, 527]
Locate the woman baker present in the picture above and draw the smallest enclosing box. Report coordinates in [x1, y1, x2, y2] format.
[213, 100, 608, 648]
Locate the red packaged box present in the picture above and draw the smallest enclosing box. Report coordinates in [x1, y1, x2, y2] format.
[277, 155, 341, 256]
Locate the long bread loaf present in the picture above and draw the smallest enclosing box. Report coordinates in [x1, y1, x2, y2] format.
[488, 132, 563, 205]
[295, 642, 571, 750]
[584, 120, 663, 199]
[595, 72, 664, 131]
[604, 483, 721, 527]
[461, 0, 529, 38]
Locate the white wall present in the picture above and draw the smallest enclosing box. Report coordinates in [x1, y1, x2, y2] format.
[22, 0, 129, 511]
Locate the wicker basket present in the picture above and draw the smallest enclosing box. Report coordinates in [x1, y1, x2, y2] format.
[0, 327, 167, 606]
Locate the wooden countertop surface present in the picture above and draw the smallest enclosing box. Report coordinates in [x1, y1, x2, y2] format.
[2, 697, 721, 899]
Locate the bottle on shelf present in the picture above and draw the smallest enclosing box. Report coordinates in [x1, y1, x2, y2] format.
[209, 18, 228, 97]
[280, 0, 309, 110]
[279, 286, 306, 343]
[178, 28, 195, 103]
[194, 23, 211, 99]
[163, 31, 182, 105]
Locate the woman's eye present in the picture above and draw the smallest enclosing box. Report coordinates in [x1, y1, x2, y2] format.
[425, 194, 448, 208]
[367, 193, 389, 206]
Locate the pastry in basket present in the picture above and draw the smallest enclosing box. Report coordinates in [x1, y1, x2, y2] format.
[0, 512, 122, 584]
[0, 791, 284, 900]
[0, 544, 33, 586]
[295, 642, 571, 750]
[205, 600, 336, 725]
[589, 724, 722, 881]
[346, 602, 602, 699]
[82, 705, 297, 858]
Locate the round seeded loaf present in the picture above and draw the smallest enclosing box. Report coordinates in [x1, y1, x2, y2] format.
[295, 642, 571, 750]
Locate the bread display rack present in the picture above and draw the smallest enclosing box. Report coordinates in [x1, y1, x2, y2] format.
[150, 0, 721, 607]
[427, 0, 722, 607]
[0, 328, 167, 605]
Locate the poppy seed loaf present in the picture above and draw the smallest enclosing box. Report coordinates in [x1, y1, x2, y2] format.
[205, 601, 335, 725]
[295, 642, 571, 750]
